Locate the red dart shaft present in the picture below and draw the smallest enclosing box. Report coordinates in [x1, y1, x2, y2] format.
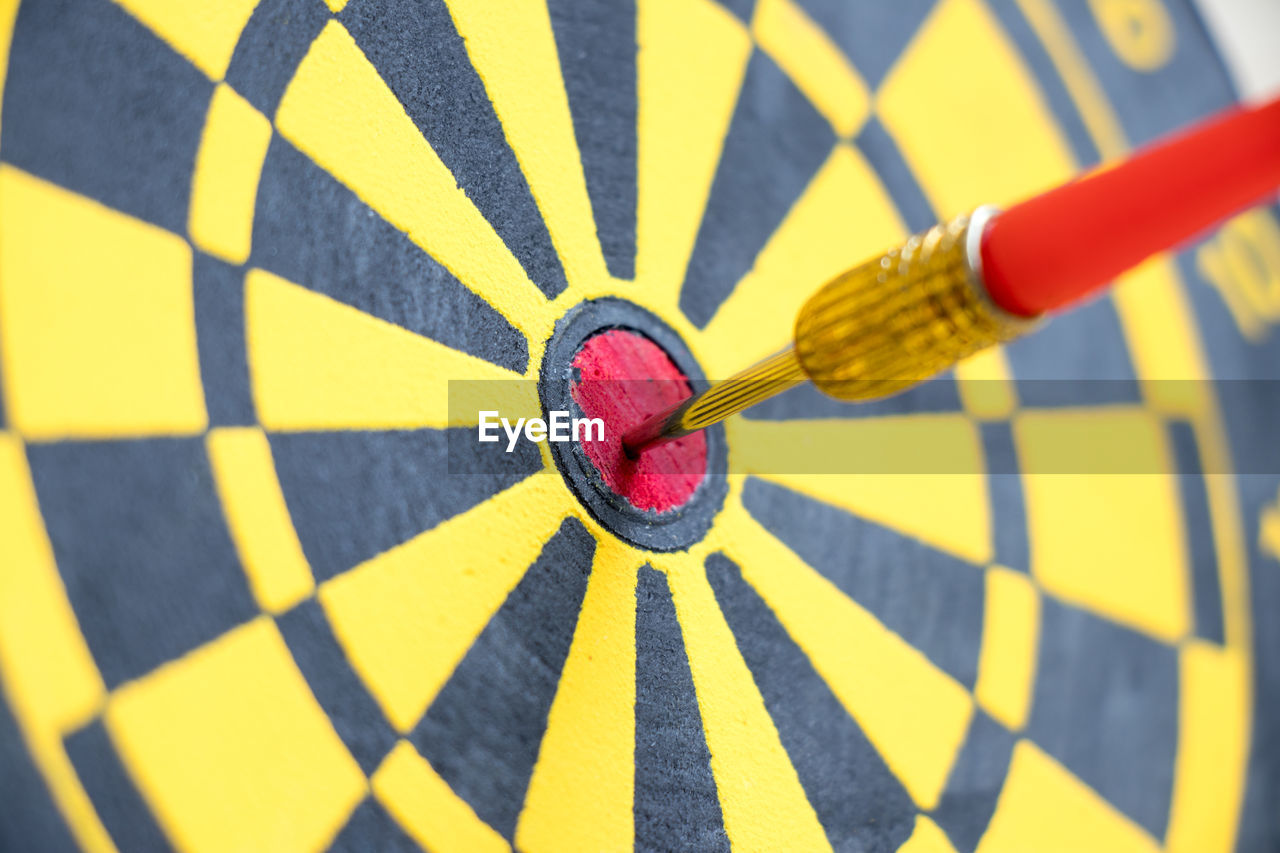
[980, 93, 1280, 317]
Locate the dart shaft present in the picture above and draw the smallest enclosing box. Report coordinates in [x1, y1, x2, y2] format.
[625, 209, 1029, 455]
[623, 348, 806, 455]
[625, 94, 1280, 456]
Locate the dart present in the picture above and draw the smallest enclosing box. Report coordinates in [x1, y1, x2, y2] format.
[625, 92, 1280, 455]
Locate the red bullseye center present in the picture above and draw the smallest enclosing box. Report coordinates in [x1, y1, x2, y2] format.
[570, 330, 707, 513]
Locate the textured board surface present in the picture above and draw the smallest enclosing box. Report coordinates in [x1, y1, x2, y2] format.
[1, 0, 1278, 851]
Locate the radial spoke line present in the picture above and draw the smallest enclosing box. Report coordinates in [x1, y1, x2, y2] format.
[654, 549, 833, 852]
[245, 268, 535, 432]
[631, 563, 729, 852]
[676, 49, 835, 330]
[274, 21, 552, 340]
[515, 537, 641, 852]
[705, 551, 918, 849]
[444, 0, 608, 292]
[318, 474, 576, 733]
[635, 0, 752, 312]
[727, 415, 991, 564]
[712, 503, 974, 810]
[409, 518, 597, 841]
[250, 137, 531, 375]
[342, 0, 568, 298]
[742, 477, 986, 689]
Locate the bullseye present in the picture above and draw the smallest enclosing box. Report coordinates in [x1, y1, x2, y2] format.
[539, 298, 727, 551]
[570, 330, 707, 513]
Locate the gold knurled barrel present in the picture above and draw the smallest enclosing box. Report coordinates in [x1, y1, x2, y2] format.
[623, 208, 1037, 454]
[794, 207, 1035, 400]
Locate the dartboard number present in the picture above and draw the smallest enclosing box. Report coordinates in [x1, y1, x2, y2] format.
[1196, 209, 1280, 341]
[1087, 0, 1176, 71]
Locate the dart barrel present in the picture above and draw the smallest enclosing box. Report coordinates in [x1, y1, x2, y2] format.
[794, 206, 1037, 400]
[625, 208, 1038, 453]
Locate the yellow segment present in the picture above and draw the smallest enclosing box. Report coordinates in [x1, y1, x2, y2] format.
[1112, 257, 1212, 416]
[878, 0, 1076, 216]
[898, 815, 960, 853]
[1263, 492, 1280, 563]
[0, 0, 19, 147]
[978, 741, 1160, 853]
[445, 0, 608, 291]
[276, 21, 547, 340]
[0, 435, 114, 853]
[245, 268, 531, 431]
[636, 0, 752, 311]
[321, 474, 575, 732]
[751, 0, 869, 137]
[324, 0, 349, 11]
[730, 415, 991, 564]
[206, 428, 314, 614]
[189, 84, 272, 265]
[516, 539, 639, 852]
[106, 618, 365, 853]
[974, 567, 1040, 731]
[0, 166, 206, 439]
[719, 510, 973, 809]
[1165, 642, 1250, 853]
[113, 0, 260, 80]
[699, 144, 903, 374]
[955, 347, 1018, 419]
[1016, 409, 1190, 641]
[373, 741, 511, 853]
[658, 550, 831, 852]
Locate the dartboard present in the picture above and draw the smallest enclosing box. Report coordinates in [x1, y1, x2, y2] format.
[2, 0, 1278, 850]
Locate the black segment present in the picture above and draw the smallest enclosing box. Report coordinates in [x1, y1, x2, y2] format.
[1, 0, 212, 234]
[277, 600, 398, 775]
[982, 422, 1030, 572]
[546, 0, 637, 280]
[411, 518, 595, 840]
[680, 50, 835, 328]
[634, 566, 728, 852]
[743, 372, 962, 419]
[0, 689, 79, 852]
[794, 0, 939, 87]
[252, 138, 528, 373]
[194, 253, 255, 427]
[1028, 598, 1179, 839]
[855, 117, 935, 233]
[706, 554, 916, 851]
[27, 439, 256, 689]
[341, 0, 567, 298]
[1169, 420, 1224, 644]
[65, 719, 175, 853]
[269, 428, 542, 582]
[1004, 299, 1142, 406]
[984, 0, 1100, 167]
[711, 0, 757, 24]
[327, 798, 421, 853]
[744, 478, 985, 688]
[932, 711, 1015, 853]
[225, 0, 329, 118]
